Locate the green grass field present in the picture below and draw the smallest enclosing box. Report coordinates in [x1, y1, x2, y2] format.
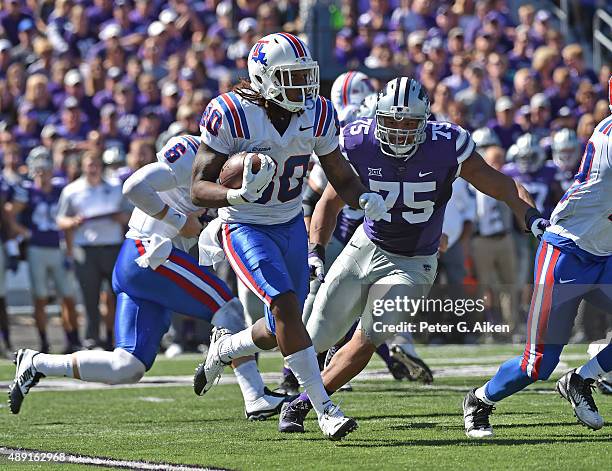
[0, 345, 610, 470]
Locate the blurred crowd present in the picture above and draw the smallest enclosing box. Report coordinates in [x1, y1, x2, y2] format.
[0, 0, 609, 355]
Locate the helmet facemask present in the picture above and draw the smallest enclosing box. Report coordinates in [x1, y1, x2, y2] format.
[375, 107, 428, 158]
[259, 61, 320, 113]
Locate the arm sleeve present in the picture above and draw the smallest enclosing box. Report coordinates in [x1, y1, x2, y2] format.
[122, 162, 179, 216]
[314, 97, 341, 157]
[199, 97, 235, 156]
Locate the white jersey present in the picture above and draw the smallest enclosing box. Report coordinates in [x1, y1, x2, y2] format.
[126, 135, 204, 251]
[200, 91, 339, 225]
[547, 116, 612, 256]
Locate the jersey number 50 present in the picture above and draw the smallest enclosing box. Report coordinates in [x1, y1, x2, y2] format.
[368, 179, 436, 223]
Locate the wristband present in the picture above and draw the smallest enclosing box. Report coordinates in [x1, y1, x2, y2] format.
[308, 243, 326, 263]
[524, 207, 543, 232]
[226, 189, 247, 206]
[161, 207, 187, 231]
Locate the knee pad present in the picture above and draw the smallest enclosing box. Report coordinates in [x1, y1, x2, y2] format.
[211, 298, 247, 333]
[110, 349, 146, 384]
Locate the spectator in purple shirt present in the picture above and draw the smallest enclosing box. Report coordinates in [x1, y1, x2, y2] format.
[23, 74, 56, 129]
[360, 0, 392, 32]
[406, 30, 427, 68]
[456, 63, 495, 130]
[532, 46, 560, 91]
[392, 0, 434, 33]
[529, 93, 552, 140]
[447, 27, 466, 55]
[573, 80, 598, 118]
[562, 43, 598, 86]
[99, 104, 128, 154]
[113, 82, 139, 138]
[441, 53, 469, 95]
[56, 96, 90, 143]
[54, 69, 97, 127]
[0, 40, 12, 80]
[12, 103, 41, 159]
[431, 83, 452, 122]
[464, 0, 492, 45]
[481, 11, 512, 52]
[485, 52, 512, 100]
[202, 35, 234, 81]
[334, 28, 368, 68]
[529, 10, 551, 50]
[157, 82, 179, 130]
[256, 2, 282, 36]
[435, 4, 459, 38]
[512, 68, 540, 108]
[5, 62, 26, 105]
[65, 4, 98, 60]
[507, 25, 533, 71]
[136, 73, 160, 108]
[489, 96, 523, 150]
[0, 0, 34, 45]
[87, 0, 114, 31]
[129, 0, 157, 31]
[545, 67, 577, 117]
[134, 108, 162, 140]
[46, 0, 73, 55]
[93, 66, 122, 109]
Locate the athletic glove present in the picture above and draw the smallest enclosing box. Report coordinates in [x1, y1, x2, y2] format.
[525, 207, 550, 240]
[227, 153, 276, 205]
[308, 243, 326, 283]
[359, 192, 387, 221]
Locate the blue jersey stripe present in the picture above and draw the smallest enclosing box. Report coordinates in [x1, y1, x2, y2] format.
[276, 33, 299, 58]
[598, 117, 612, 132]
[322, 98, 334, 135]
[228, 93, 250, 139]
[313, 97, 322, 136]
[215, 97, 237, 138]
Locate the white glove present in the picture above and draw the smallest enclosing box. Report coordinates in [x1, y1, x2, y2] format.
[359, 192, 387, 221]
[227, 153, 276, 205]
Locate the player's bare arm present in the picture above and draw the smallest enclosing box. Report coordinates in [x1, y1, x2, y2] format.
[309, 183, 345, 247]
[460, 151, 537, 231]
[190, 143, 230, 208]
[317, 146, 369, 209]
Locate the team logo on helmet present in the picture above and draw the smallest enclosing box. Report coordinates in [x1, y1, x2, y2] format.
[251, 40, 268, 66]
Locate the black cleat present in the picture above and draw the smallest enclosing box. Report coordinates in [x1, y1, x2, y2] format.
[556, 369, 604, 430]
[275, 372, 300, 396]
[463, 388, 494, 438]
[388, 358, 412, 381]
[596, 377, 612, 395]
[390, 345, 433, 383]
[278, 398, 313, 433]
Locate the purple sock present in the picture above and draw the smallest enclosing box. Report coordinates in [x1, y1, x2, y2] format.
[376, 343, 393, 368]
[283, 367, 294, 377]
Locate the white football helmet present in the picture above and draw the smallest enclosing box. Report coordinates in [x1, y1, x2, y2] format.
[507, 133, 546, 173]
[472, 127, 501, 150]
[374, 77, 431, 158]
[551, 128, 580, 172]
[247, 32, 319, 113]
[331, 71, 373, 111]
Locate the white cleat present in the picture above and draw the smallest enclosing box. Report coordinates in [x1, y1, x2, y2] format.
[245, 387, 288, 421]
[193, 327, 231, 396]
[8, 349, 45, 414]
[317, 402, 358, 441]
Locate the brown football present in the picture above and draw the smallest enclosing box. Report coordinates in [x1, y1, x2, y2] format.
[218, 152, 261, 189]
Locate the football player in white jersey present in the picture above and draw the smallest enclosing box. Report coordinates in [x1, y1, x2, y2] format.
[191, 33, 386, 440]
[9, 135, 288, 420]
[464, 77, 612, 438]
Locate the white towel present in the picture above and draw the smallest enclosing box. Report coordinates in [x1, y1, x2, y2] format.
[134, 234, 173, 270]
[198, 217, 226, 270]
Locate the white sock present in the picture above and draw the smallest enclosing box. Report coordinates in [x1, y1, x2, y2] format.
[577, 357, 605, 380]
[33, 353, 73, 377]
[475, 384, 495, 405]
[233, 360, 265, 402]
[219, 326, 263, 362]
[285, 346, 331, 416]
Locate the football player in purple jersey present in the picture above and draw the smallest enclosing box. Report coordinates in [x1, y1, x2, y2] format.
[278, 77, 546, 434]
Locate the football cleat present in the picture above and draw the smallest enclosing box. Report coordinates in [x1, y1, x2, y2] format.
[463, 388, 495, 438]
[338, 381, 353, 392]
[193, 327, 231, 396]
[390, 345, 433, 383]
[245, 387, 288, 421]
[596, 377, 612, 395]
[8, 349, 45, 414]
[278, 397, 313, 433]
[318, 402, 358, 441]
[388, 357, 412, 381]
[275, 372, 300, 396]
[556, 369, 604, 430]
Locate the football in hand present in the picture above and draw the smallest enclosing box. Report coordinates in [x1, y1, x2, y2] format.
[218, 151, 261, 189]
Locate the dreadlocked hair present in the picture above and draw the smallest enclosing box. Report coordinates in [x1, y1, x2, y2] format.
[232, 79, 267, 107]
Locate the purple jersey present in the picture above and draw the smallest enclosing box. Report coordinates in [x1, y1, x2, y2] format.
[341, 118, 475, 256]
[502, 161, 559, 218]
[16, 180, 64, 247]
